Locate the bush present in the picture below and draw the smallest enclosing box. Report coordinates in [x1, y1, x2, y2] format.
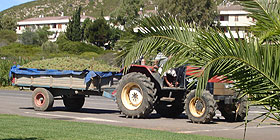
[0, 58, 29, 86]
[0, 43, 42, 60]
[58, 40, 104, 54]
[41, 41, 59, 53]
[0, 60, 13, 86]
[0, 30, 17, 45]
[80, 52, 99, 59]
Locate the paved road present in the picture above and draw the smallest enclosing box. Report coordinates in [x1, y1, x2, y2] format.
[0, 90, 279, 140]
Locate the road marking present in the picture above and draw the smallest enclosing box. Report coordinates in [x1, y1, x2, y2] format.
[177, 125, 280, 134]
[34, 112, 122, 123]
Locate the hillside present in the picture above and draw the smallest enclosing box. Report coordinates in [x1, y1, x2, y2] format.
[0, 0, 158, 21]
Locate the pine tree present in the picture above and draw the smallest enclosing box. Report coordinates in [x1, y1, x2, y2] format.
[66, 7, 82, 41]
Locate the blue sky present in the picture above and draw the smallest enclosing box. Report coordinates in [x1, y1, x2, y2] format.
[0, 0, 34, 12]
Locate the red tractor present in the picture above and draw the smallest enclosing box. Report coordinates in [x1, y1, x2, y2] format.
[115, 65, 247, 123]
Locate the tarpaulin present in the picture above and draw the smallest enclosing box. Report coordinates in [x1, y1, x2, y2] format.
[10, 65, 122, 84]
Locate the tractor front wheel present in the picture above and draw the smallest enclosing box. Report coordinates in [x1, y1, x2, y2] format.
[185, 90, 216, 123]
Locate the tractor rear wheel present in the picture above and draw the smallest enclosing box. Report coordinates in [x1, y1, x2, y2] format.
[116, 72, 155, 118]
[218, 96, 247, 122]
[185, 90, 216, 123]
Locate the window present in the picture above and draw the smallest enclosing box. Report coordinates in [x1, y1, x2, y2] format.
[235, 16, 239, 21]
[220, 15, 229, 21]
[58, 24, 62, 29]
[52, 24, 57, 28]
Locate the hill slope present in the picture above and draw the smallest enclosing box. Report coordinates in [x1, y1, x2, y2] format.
[0, 0, 158, 21]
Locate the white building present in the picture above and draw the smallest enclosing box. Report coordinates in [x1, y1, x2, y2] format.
[217, 4, 255, 38]
[16, 16, 95, 41]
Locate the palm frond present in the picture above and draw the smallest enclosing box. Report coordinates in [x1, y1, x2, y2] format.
[239, 0, 280, 43]
[123, 16, 199, 73]
[195, 28, 280, 120]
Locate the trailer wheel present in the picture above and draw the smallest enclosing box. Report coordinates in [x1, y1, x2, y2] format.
[32, 88, 54, 111]
[63, 95, 85, 111]
[154, 93, 185, 118]
[116, 72, 155, 118]
[218, 96, 247, 122]
[185, 90, 216, 123]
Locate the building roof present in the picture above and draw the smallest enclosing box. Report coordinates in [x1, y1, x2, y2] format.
[218, 5, 244, 11]
[218, 4, 249, 15]
[18, 16, 95, 25]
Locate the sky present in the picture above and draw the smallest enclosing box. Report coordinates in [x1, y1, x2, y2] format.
[0, 0, 34, 12]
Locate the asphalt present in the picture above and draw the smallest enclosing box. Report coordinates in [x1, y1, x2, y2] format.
[0, 90, 279, 140]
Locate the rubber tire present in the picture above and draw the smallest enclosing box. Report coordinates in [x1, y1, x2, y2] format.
[32, 88, 54, 111]
[116, 72, 155, 118]
[63, 95, 85, 111]
[154, 93, 185, 118]
[185, 90, 216, 123]
[218, 96, 247, 122]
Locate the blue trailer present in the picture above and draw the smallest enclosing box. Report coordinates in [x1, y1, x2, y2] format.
[10, 65, 122, 111]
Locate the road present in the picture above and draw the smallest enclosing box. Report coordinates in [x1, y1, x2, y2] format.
[0, 90, 279, 140]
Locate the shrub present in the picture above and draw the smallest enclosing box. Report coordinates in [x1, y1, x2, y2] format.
[0, 60, 13, 86]
[0, 43, 42, 60]
[0, 30, 17, 45]
[0, 58, 29, 86]
[58, 41, 104, 54]
[41, 41, 59, 53]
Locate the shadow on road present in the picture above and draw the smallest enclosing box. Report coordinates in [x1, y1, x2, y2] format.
[19, 106, 120, 114]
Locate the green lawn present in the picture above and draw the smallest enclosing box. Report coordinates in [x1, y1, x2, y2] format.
[0, 114, 236, 140]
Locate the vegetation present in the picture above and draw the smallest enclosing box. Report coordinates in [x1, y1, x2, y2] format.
[22, 57, 119, 71]
[66, 7, 82, 41]
[0, 15, 17, 31]
[121, 0, 280, 124]
[157, 0, 218, 27]
[86, 18, 113, 47]
[0, 114, 234, 140]
[0, 30, 17, 47]
[20, 26, 52, 46]
[0, 58, 29, 86]
[0, 0, 158, 21]
[111, 0, 144, 27]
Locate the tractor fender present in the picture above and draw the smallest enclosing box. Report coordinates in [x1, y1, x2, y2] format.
[121, 65, 164, 90]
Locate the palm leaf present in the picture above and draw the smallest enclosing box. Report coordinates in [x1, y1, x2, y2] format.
[239, 0, 280, 43]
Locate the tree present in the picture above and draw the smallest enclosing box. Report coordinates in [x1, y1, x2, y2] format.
[20, 26, 51, 45]
[122, 0, 280, 124]
[110, 0, 143, 27]
[36, 26, 52, 45]
[66, 7, 82, 41]
[87, 18, 112, 47]
[20, 28, 39, 45]
[81, 18, 93, 41]
[157, 0, 218, 27]
[0, 15, 17, 31]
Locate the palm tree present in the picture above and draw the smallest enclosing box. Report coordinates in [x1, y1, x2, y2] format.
[122, 0, 280, 122]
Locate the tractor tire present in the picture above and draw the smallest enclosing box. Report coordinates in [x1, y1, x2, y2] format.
[63, 95, 85, 111]
[185, 90, 216, 123]
[32, 88, 54, 111]
[154, 93, 185, 118]
[116, 72, 155, 118]
[218, 96, 247, 122]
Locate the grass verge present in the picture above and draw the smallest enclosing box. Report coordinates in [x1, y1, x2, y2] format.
[0, 114, 236, 140]
[0, 86, 19, 90]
